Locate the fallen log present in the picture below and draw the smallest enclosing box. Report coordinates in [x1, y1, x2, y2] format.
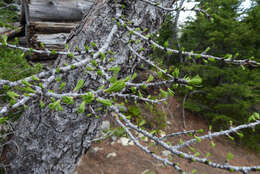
[33, 33, 68, 49]
[30, 22, 77, 34]
[29, 0, 92, 22]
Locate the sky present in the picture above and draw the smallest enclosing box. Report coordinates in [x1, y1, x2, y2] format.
[178, 0, 252, 24]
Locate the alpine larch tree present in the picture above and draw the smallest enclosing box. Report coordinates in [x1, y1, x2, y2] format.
[0, 0, 259, 173]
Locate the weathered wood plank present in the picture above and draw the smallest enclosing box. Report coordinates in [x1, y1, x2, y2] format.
[26, 33, 69, 60]
[33, 33, 69, 49]
[30, 22, 78, 34]
[29, 0, 94, 22]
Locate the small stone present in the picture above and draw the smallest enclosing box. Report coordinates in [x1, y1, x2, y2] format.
[161, 150, 171, 157]
[166, 121, 171, 125]
[101, 121, 110, 131]
[140, 136, 148, 142]
[118, 137, 134, 146]
[141, 169, 150, 174]
[159, 130, 166, 137]
[137, 132, 143, 138]
[92, 147, 103, 153]
[142, 169, 156, 174]
[106, 152, 117, 158]
[111, 135, 117, 142]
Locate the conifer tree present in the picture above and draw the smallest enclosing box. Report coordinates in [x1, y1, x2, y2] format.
[173, 0, 260, 150]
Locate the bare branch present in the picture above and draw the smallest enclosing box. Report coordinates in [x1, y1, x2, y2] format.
[120, 20, 259, 67]
[110, 93, 167, 104]
[111, 106, 260, 173]
[159, 130, 197, 140]
[114, 113, 186, 174]
[140, 0, 210, 18]
[174, 120, 260, 149]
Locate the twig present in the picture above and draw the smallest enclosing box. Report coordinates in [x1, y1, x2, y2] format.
[182, 90, 205, 128]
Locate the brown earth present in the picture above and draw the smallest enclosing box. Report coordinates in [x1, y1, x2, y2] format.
[75, 97, 260, 174]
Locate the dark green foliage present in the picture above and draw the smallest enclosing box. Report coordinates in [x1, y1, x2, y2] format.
[180, 0, 260, 59]
[181, 64, 259, 125]
[0, 44, 37, 168]
[0, 1, 38, 125]
[0, 44, 39, 128]
[0, 0, 37, 81]
[127, 104, 167, 131]
[0, 46, 38, 81]
[155, 0, 260, 151]
[0, 0, 19, 27]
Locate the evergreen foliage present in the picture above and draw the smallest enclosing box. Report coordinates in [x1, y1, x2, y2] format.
[155, 0, 260, 151]
[0, 0, 18, 28]
[0, 0, 35, 82]
[0, 0, 38, 123]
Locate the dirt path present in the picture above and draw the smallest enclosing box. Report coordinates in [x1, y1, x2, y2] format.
[75, 97, 260, 174]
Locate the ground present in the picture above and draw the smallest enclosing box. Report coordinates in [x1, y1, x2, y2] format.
[75, 97, 260, 174]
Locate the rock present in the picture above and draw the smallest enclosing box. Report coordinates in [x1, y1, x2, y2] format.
[140, 136, 148, 142]
[137, 132, 143, 138]
[128, 140, 134, 146]
[101, 120, 110, 131]
[118, 137, 134, 146]
[141, 169, 149, 174]
[111, 135, 117, 142]
[158, 130, 166, 138]
[92, 147, 103, 153]
[142, 169, 156, 174]
[137, 133, 148, 142]
[161, 150, 171, 157]
[106, 152, 117, 158]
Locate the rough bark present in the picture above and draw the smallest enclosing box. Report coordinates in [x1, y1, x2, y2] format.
[6, 0, 170, 173]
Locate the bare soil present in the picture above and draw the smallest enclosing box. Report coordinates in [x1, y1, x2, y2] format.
[75, 97, 260, 174]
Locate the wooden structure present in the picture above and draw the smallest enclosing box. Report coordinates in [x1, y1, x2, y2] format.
[20, 0, 94, 59]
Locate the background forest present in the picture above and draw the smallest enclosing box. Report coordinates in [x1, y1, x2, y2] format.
[154, 0, 260, 151]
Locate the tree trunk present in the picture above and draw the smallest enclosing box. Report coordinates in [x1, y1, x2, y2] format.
[6, 1, 170, 173]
